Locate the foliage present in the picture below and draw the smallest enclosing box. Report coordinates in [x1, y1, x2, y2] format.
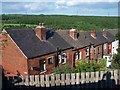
[75, 59, 107, 72]
[98, 58, 107, 69]
[112, 54, 120, 69]
[1, 14, 118, 33]
[54, 59, 107, 74]
[53, 64, 75, 74]
[111, 32, 120, 69]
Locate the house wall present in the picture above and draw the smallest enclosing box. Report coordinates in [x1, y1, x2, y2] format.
[103, 43, 109, 55]
[28, 49, 73, 75]
[108, 42, 112, 54]
[112, 40, 119, 55]
[92, 45, 103, 60]
[2, 32, 28, 76]
[73, 46, 90, 66]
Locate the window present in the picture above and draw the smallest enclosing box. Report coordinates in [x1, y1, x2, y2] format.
[48, 57, 53, 64]
[75, 52, 79, 60]
[85, 48, 89, 57]
[75, 51, 82, 60]
[58, 55, 61, 63]
[104, 44, 107, 49]
[39, 59, 46, 72]
[79, 51, 82, 60]
[61, 53, 67, 64]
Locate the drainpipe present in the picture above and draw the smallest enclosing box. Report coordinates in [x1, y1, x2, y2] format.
[55, 47, 61, 67]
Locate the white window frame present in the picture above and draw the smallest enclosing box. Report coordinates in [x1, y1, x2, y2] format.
[75, 52, 79, 60]
[85, 48, 89, 57]
[79, 51, 82, 60]
[58, 54, 62, 63]
[104, 43, 107, 50]
[61, 53, 67, 64]
[40, 60, 46, 72]
[75, 51, 82, 60]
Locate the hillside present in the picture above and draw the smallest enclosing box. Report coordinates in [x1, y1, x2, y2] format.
[0, 14, 118, 33]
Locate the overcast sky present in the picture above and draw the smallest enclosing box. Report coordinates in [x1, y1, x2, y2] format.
[1, 0, 120, 16]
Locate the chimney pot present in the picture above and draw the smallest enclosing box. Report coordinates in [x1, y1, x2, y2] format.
[69, 28, 77, 40]
[91, 30, 96, 38]
[103, 31, 107, 38]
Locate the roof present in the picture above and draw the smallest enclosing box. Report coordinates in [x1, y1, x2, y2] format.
[6, 28, 71, 59]
[104, 29, 119, 37]
[82, 31, 114, 46]
[56, 30, 91, 49]
[5, 28, 117, 58]
[83, 31, 102, 46]
[104, 31, 116, 42]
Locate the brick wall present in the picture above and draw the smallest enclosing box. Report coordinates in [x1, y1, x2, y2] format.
[2, 32, 28, 76]
[28, 49, 73, 75]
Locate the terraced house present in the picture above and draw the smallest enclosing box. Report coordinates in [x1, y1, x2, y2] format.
[2, 23, 119, 76]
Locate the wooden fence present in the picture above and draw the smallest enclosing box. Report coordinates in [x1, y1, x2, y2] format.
[6, 69, 120, 88]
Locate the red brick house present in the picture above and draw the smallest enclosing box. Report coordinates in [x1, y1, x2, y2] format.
[57, 29, 93, 66]
[2, 23, 117, 76]
[2, 23, 73, 76]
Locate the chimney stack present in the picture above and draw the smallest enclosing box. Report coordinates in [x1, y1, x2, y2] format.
[103, 30, 107, 38]
[91, 30, 96, 39]
[69, 28, 77, 40]
[35, 23, 46, 40]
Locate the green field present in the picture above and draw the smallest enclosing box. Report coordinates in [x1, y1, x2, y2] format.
[0, 14, 119, 33]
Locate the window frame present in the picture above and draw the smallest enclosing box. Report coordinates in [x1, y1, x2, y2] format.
[47, 56, 53, 64]
[61, 53, 67, 64]
[75, 51, 82, 60]
[39, 59, 46, 72]
[85, 47, 89, 57]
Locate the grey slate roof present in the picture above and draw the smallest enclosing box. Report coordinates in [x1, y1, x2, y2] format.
[102, 31, 116, 43]
[5, 28, 116, 59]
[82, 31, 113, 46]
[104, 29, 119, 37]
[6, 28, 71, 59]
[83, 31, 103, 46]
[56, 30, 91, 49]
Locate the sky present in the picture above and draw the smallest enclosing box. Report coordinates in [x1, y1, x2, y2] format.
[1, 0, 120, 16]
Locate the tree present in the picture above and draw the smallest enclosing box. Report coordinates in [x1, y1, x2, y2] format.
[112, 32, 120, 69]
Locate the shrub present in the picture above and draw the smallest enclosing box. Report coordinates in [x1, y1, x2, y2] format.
[53, 64, 75, 74]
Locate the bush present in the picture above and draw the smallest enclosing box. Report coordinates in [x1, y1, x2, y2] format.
[53, 64, 75, 74]
[53, 59, 107, 74]
[75, 59, 106, 72]
[112, 53, 120, 69]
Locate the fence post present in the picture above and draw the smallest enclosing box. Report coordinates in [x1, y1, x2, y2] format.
[35, 75, 40, 87]
[71, 73, 75, 85]
[95, 71, 99, 88]
[30, 75, 35, 86]
[40, 75, 45, 87]
[114, 69, 118, 85]
[61, 74, 65, 86]
[118, 69, 120, 85]
[81, 72, 85, 88]
[55, 74, 60, 86]
[86, 72, 90, 88]
[65, 73, 70, 86]
[45, 74, 50, 87]
[76, 73, 80, 85]
[90, 72, 95, 88]
[51, 74, 55, 87]
[24, 76, 29, 86]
